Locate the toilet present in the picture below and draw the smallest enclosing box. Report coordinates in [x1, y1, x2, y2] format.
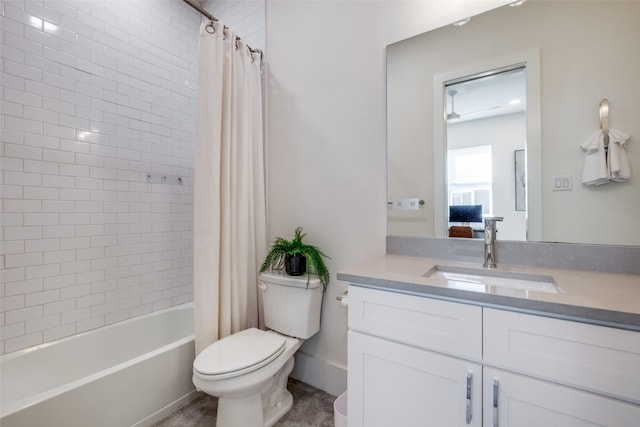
[192, 271, 323, 427]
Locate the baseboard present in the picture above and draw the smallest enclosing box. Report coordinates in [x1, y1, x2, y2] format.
[133, 389, 202, 427]
[291, 351, 347, 398]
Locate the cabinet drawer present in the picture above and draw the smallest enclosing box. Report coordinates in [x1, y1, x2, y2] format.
[348, 285, 482, 360]
[483, 308, 640, 403]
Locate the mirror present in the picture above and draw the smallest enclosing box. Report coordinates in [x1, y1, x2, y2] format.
[387, 0, 639, 246]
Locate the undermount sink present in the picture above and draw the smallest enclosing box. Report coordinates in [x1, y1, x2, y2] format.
[423, 265, 561, 294]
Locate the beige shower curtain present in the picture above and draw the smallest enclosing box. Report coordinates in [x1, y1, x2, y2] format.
[194, 21, 266, 355]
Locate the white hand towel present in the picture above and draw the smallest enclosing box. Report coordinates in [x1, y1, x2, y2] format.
[607, 128, 631, 182]
[581, 130, 610, 186]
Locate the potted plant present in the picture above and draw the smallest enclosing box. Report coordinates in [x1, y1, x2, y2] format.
[260, 227, 330, 291]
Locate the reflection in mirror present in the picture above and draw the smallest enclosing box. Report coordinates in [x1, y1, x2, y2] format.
[431, 49, 541, 242]
[445, 67, 527, 240]
[387, 0, 640, 246]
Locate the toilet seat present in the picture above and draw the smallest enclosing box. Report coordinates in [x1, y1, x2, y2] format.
[194, 328, 286, 380]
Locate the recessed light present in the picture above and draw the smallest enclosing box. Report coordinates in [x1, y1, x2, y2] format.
[509, 99, 521, 105]
[452, 18, 471, 27]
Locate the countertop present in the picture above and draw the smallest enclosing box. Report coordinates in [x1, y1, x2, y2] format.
[337, 255, 640, 331]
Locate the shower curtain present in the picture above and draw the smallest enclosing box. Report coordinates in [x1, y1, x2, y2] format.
[194, 21, 266, 355]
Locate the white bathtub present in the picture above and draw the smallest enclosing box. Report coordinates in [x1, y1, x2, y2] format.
[0, 303, 197, 427]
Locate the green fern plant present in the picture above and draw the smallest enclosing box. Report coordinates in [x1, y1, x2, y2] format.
[260, 227, 330, 292]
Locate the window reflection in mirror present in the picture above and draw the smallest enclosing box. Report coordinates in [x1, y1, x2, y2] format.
[444, 67, 527, 240]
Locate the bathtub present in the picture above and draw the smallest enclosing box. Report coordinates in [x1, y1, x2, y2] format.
[0, 303, 198, 427]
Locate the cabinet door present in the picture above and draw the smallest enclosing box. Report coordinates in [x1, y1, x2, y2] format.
[348, 330, 481, 427]
[483, 367, 640, 427]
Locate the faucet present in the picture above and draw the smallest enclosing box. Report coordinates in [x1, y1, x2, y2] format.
[483, 217, 503, 268]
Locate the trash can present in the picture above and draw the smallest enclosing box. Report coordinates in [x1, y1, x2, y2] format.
[334, 391, 347, 427]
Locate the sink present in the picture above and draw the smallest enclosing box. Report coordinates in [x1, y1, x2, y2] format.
[423, 265, 561, 294]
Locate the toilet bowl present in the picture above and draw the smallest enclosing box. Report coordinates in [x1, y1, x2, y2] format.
[192, 272, 323, 427]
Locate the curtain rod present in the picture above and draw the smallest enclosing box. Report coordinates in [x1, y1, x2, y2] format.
[182, 0, 262, 58]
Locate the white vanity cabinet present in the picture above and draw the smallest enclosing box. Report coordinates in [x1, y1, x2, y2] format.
[348, 286, 483, 427]
[347, 285, 640, 427]
[482, 308, 640, 427]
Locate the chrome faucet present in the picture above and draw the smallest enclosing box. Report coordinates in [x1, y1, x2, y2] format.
[483, 217, 503, 268]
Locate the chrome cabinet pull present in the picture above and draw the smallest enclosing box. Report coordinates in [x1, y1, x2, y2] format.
[465, 372, 472, 424]
[493, 379, 499, 427]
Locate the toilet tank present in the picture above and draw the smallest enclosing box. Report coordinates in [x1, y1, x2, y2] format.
[259, 271, 323, 339]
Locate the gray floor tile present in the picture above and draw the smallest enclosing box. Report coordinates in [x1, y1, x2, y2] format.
[152, 378, 336, 427]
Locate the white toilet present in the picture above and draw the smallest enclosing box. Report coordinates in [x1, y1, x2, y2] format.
[192, 271, 323, 427]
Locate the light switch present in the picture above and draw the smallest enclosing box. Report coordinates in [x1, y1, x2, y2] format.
[552, 175, 572, 191]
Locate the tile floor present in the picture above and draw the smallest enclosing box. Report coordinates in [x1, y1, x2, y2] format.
[152, 378, 336, 427]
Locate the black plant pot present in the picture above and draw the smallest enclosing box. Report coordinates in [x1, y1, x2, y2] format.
[285, 254, 306, 276]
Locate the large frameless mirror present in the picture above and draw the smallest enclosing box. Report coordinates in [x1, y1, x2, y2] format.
[387, 0, 639, 246]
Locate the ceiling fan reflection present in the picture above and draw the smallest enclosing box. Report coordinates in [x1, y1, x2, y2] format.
[447, 89, 501, 122]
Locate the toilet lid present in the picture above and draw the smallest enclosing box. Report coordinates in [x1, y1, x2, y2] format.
[194, 328, 286, 378]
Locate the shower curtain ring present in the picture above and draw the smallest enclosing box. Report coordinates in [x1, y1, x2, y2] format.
[205, 20, 215, 34]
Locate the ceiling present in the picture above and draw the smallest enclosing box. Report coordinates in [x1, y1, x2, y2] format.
[445, 68, 526, 123]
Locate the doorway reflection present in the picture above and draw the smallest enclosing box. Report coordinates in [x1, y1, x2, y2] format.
[445, 67, 527, 240]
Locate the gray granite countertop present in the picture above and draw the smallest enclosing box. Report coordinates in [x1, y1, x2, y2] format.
[337, 255, 640, 331]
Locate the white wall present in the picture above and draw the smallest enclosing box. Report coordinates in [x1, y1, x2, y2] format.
[265, 0, 510, 396]
[0, 0, 201, 355]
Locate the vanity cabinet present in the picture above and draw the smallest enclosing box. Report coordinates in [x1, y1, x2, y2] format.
[348, 286, 483, 427]
[348, 285, 640, 427]
[482, 308, 640, 426]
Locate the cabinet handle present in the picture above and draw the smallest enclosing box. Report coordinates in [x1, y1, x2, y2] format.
[493, 379, 499, 427]
[465, 372, 472, 424]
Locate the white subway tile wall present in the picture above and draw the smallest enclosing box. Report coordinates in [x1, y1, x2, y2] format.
[0, 0, 204, 355]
